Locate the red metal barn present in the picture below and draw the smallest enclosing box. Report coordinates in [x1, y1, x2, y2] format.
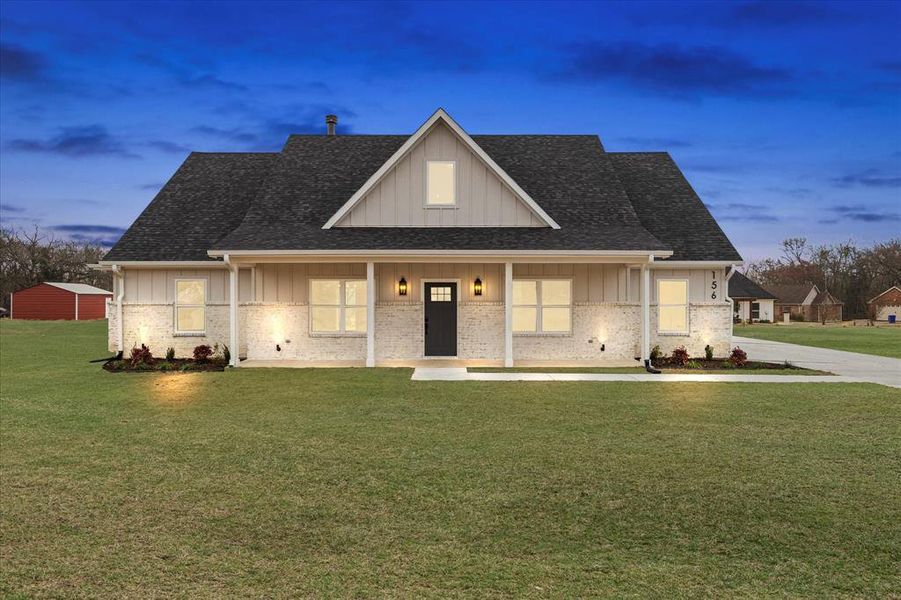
[10, 282, 113, 320]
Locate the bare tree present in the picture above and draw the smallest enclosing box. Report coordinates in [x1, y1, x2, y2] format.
[0, 227, 111, 311]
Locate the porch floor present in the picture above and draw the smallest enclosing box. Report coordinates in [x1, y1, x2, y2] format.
[239, 358, 640, 369]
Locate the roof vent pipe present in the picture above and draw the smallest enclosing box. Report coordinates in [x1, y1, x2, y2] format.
[325, 114, 337, 136]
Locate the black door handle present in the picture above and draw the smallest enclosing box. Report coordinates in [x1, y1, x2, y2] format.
[425, 317, 428, 335]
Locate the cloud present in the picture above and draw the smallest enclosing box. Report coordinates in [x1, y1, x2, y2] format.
[51, 224, 127, 235]
[828, 204, 900, 223]
[7, 126, 138, 158]
[0, 203, 27, 213]
[554, 42, 795, 98]
[144, 140, 191, 154]
[614, 136, 692, 148]
[832, 168, 901, 188]
[0, 43, 45, 81]
[719, 214, 781, 222]
[66, 233, 121, 247]
[137, 182, 164, 191]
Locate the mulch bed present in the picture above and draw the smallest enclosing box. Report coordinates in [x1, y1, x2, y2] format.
[653, 358, 801, 371]
[103, 358, 226, 373]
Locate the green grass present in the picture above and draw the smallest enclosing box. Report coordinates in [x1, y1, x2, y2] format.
[468, 366, 830, 375]
[735, 323, 901, 358]
[2, 320, 899, 598]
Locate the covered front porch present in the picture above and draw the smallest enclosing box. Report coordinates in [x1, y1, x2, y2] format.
[218, 252, 668, 368]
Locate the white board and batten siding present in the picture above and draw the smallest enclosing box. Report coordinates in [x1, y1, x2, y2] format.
[122, 265, 727, 306]
[122, 268, 253, 304]
[336, 122, 546, 228]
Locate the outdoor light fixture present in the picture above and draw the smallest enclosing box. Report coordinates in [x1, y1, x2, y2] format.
[473, 277, 483, 296]
[398, 277, 408, 296]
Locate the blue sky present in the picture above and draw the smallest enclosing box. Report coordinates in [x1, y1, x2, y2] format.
[1, 0, 898, 260]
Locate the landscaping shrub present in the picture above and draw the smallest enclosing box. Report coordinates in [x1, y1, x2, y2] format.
[685, 360, 702, 369]
[223, 345, 230, 365]
[704, 344, 714, 360]
[671, 345, 690, 366]
[165, 347, 175, 361]
[129, 344, 153, 367]
[649, 345, 661, 362]
[193, 344, 213, 363]
[729, 346, 748, 367]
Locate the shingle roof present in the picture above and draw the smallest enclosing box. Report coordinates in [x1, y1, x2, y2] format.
[607, 153, 742, 262]
[104, 152, 277, 262]
[728, 272, 776, 300]
[211, 134, 668, 253]
[105, 133, 741, 262]
[44, 282, 112, 295]
[768, 284, 818, 304]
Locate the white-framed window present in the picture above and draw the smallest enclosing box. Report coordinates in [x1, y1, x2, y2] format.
[310, 279, 367, 334]
[174, 278, 206, 334]
[512, 279, 572, 334]
[658, 279, 689, 334]
[426, 160, 455, 206]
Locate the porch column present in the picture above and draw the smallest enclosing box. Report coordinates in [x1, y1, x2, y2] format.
[366, 261, 375, 367]
[504, 261, 513, 367]
[640, 263, 650, 363]
[228, 263, 239, 367]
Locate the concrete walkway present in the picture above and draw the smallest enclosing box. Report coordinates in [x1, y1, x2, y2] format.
[733, 336, 901, 389]
[411, 367, 864, 384]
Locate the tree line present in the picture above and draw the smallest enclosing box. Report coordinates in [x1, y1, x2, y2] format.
[2, 226, 898, 320]
[0, 227, 112, 311]
[745, 237, 901, 319]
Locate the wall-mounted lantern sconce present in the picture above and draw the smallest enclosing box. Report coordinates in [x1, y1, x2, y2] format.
[473, 277, 483, 296]
[398, 277, 408, 296]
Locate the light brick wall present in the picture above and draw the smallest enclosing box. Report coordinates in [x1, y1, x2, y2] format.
[241, 304, 366, 361]
[116, 304, 231, 358]
[514, 304, 640, 361]
[650, 303, 732, 358]
[110, 297, 732, 362]
[458, 303, 505, 359]
[375, 302, 422, 360]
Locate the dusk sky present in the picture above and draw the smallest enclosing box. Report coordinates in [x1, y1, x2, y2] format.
[1, 0, 898, 261]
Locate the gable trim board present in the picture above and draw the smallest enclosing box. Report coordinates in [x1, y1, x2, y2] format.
[322, 109, 561, 230]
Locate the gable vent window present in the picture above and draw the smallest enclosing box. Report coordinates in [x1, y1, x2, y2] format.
[426, 161, 456, 206]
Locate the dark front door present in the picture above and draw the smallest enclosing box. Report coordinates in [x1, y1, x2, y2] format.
[424, 282, 457, 356]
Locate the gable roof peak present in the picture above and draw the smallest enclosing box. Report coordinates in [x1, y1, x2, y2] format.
[321, 108, 561, 230]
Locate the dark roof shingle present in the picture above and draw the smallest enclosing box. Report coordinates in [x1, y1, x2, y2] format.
[607, 152, 742, 262]
[105, 152, 276, 262]
[105, 133, 742, 262]
[728, 272, 776, 299]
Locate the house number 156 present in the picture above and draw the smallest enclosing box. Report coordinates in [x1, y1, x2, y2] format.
[711, 270, 718, 300]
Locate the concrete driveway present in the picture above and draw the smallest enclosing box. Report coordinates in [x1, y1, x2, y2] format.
[733, 336, 901, 389]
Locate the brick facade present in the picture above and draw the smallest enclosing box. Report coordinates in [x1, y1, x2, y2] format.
[111, 298, 733, 362]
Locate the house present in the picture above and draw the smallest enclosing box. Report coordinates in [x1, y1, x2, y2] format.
[769, 283, 843, 322]
[97, 109, 742, 367]
[10, 282, 112, 320]
[868, 285, 901, 321]
[728, 272, 776, 323]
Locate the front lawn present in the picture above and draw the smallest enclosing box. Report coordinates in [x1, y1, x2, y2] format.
[2, 320, 899, 597]
[735, 322, 901, 358]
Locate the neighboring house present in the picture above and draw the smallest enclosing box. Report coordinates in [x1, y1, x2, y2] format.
[868, 285, 901, 321]
[769, 283, 843, 322]
[10, 282, 112, 320]
[728, 272, 776, 323]
[97, 109, 742, 367]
